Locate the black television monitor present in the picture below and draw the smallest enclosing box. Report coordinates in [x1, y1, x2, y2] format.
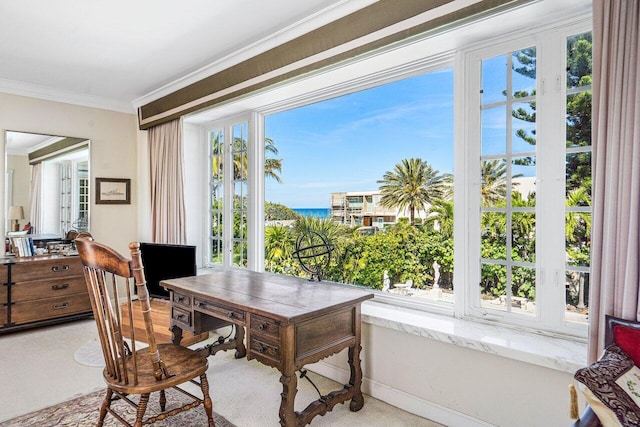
[139, 242, 197, 299]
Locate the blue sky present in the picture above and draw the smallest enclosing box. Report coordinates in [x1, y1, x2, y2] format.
[264, 69, 455, 208]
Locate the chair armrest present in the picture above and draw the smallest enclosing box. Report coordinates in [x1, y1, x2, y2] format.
[572, 406, 601, 427]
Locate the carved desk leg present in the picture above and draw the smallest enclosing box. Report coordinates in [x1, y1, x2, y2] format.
[348, 342, 365, 411]
[279, 372, 298, 427]
[278, 325, 298, 427]
[170, 324, 183, 345]
[234, 324, 247, 359]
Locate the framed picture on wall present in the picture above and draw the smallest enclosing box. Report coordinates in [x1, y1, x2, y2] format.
[96, 178, 131, 205]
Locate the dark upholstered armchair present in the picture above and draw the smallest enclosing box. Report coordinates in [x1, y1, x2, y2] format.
[572, 315, 640, 426]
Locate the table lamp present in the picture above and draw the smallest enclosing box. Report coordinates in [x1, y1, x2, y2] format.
[8, 205, 24, 232]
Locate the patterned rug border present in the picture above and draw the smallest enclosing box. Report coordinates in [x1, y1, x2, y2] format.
[0, 387, 235, 426]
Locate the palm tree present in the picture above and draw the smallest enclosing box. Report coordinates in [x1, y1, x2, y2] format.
[210, 134, 283, 183]
[565, 186, 591, 245]
[424, 198, 453, 238]
[265, 137, 283, 183]
[480, 159, 523, 206]
[377, 158, 449, 224]
[265, 224, 295, 266]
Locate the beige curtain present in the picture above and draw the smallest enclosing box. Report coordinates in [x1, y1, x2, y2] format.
[148, 118, 187, 244]
[589, 0, 640, 363]
[28, 163, 42, 234]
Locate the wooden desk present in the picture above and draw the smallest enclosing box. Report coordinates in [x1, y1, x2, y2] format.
[161, 269, 374, 427]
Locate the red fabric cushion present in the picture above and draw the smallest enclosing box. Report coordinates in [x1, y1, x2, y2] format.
[613, 324, 640, 366]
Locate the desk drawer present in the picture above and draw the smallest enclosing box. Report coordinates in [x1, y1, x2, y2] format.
[250, 336, 281, 364]
[194, 298, 245, 323]
[250, 314, 280, 341]
[171, 306, 191, 328]
[172, 292, 192, 310]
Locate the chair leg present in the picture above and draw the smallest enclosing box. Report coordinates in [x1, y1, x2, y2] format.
[97, 388, 113, 426]
[134, 393, 150, 427]
[159, 389, 167, 411]
[200, 373, 215, 427]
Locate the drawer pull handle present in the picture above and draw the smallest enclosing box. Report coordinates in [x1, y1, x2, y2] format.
[176, 296, 186, 304]
[258, 323, 268, 331]
[176, 314, 186, 321]
[227, 311, 234, 319]
[53, 302, 69, 310]
[52, 284, 69, 291]
[52, 265, 70, 272]
[195, 301, 203, 308]
[257, 344, 265, 353]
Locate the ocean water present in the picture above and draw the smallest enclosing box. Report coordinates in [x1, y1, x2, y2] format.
[293, 208, 330, 218]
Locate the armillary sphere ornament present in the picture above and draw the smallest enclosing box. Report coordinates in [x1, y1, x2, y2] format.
[293, 229, 334, 281]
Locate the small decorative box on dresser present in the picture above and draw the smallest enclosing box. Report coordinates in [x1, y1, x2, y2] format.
[0, 255, 92, 333]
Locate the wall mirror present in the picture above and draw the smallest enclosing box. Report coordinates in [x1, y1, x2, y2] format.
[5, 131, 90, 239]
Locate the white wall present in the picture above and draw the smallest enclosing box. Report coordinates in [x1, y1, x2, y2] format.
[0, 92, 139, 255]
[312, 322, 576, 427]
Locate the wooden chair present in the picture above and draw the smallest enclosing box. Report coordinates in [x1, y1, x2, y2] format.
[75, 238, 215, 427]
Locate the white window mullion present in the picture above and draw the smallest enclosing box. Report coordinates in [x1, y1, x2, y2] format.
[533, 30, 567, 332]
[222, 123, 234, 268]
[456, 49, 481, 319]
[247, 112, 265, 271]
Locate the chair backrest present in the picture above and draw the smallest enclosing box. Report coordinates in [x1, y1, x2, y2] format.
[76, 238, 168, 385]
[604, 314, 640, 347]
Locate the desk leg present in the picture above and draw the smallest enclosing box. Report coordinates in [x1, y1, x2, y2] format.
[170, 324, 184, 345]
[236, 325, 247, 358]
[348, 342, 365, 411]
[279, 372, 298, 427]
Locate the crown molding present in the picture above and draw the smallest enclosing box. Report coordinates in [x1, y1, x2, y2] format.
[0, 78, 135, 114]
[132, 0, 377, 109]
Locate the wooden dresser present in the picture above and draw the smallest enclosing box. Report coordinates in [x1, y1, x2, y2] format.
[0, 255, 92, 333]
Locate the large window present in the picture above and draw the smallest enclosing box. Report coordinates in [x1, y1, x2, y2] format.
[564, 32, 592, 324]
[464, 27, 592, 335]
[263, 69, 454, 304]
[208, 120, 250, 267]
[204, 13, 591, 337]
[478, 47, 538, 317]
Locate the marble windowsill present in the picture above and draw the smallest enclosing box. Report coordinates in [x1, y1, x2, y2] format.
[361, 300, 587, 374]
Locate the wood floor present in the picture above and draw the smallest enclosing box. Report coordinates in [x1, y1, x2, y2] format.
[121, 298, 209, 346]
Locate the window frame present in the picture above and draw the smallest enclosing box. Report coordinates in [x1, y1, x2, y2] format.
[458, 20, 592, 337]
[205, 113, 264, 270]
[200, 11, 592, 338]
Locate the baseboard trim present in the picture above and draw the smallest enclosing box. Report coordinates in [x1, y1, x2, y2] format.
[309, 360, 493, 427]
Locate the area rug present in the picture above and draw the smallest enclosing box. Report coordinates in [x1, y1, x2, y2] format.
[73, 338, 105, 367]
[0, 388, 235, 427]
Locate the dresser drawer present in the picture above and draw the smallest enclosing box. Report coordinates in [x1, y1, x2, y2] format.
[250, 313, 280, 341]
[11, 276, 87, 302]
[0, 304, 6, 327]
[194, 298, 245, 323]
[11, 257, 83, 282]
[11, 293, 92, 324]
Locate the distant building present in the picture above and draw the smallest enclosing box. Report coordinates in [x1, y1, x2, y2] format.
[331, 179, 534, 230]
[330, 191, 410, 228]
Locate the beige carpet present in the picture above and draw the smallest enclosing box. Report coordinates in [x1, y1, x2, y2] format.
[0, 387, 235, 427]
